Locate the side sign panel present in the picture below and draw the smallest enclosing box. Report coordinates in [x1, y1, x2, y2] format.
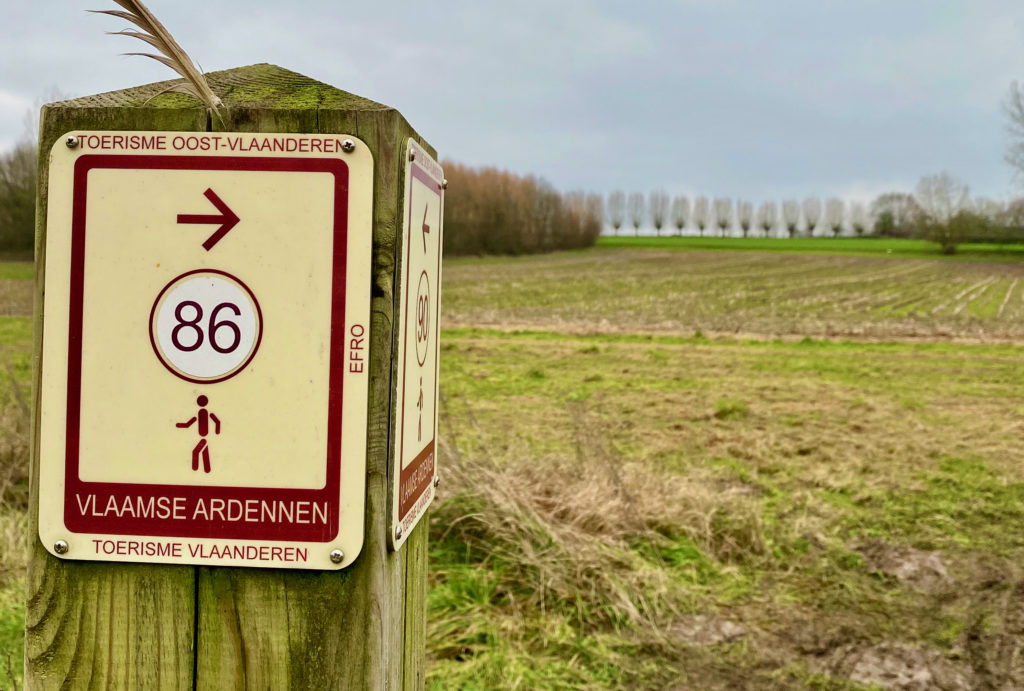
[390, 139, 443, 549]
[38, 131, 373, 569]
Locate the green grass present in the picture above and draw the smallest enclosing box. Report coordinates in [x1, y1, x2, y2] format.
[597, 235, 1024, 261]
[0, 507, 25, 687]
[0, 311, 34, 687]
[3, 241, 1023, 687]
[0, 263, 32, 282]
[430, 329, 1024, 687]
[432, 317, 1024, 685]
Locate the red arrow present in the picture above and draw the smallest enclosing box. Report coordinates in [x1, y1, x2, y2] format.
[177, 188, 240, 251]
[421, 203, 430, 253]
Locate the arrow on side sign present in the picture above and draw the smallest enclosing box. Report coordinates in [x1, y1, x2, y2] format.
[178, 188, 240, 251]
[421, 204, 430, 253]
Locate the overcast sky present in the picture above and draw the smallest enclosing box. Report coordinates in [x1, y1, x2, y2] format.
[2, 1, 1024, 204]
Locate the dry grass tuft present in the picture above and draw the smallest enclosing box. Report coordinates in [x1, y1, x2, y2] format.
[433, 400, 765, 639]
[0, 509, 27, 582]
[437, 447, 674, 632]
[0, 404, 29, 511]
[429, 326, 1024, 686]
[0, 351, 30, 510]
[0, 283, 32, 318]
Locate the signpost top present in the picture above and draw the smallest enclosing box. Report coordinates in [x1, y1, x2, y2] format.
[29, 64, 438, 686]
[51, 63, 391, 114]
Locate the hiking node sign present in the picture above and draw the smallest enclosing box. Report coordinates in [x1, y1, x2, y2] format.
[390, 139, 443, 549]
[37, 131, 373, 570]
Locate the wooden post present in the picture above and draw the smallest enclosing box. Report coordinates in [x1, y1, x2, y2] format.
[27, 64, 431, 689]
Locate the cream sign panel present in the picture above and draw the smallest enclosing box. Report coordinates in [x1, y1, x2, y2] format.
[38, 131, 373, 569]
[390, 139, 443, 549]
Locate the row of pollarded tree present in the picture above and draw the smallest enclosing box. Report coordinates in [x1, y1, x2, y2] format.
[607, 173, 1024, 252]
[605, 191, 872, 238]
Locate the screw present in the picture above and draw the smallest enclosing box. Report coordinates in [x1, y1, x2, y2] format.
[65, 135, 79, 149]
[409, 150, 416, 162]
[341, 139, 355, 153]
[442, 179, 448, 190]
[433, 475, 440, 488]
[395, 525, 403, 540]
[329, 549, 344, 564]
[54, 540, 69, 555]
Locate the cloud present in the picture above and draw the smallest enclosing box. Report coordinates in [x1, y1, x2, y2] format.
[3, 1, 1024, 199]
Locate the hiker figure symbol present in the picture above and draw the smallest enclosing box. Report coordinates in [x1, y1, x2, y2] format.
[176, 395, 221, 472]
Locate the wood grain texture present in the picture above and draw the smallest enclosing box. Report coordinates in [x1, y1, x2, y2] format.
[28, 64, 435, 690]
[27, 103, 204, 690]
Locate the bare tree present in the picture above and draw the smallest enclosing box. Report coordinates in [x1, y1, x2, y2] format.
[1006, 197, 1024, 228]
[671, 195, 690, 236]
[972, 196, 1005, 222]
[0, 143, 36, 251]
[914, 172, 969, 225]
[649, 189, 669, 236]
[870, 192, 921, 237]
[849, 201, 868, 236]
[782, 199, 800, 238]
[442, 162, 603, 255]
[564, 190, 587, 241]
[756, 201, 777, 237]
[693, 197, 711, 236]
[713, 197, 733, 237]
[628, 192, 644, 236]
[586, 193, 604, 240]
[0, 96, 58, 252]
[1005, 81, 1024, 179]
[802, 197, 822, 236]
[607, 190, 625, 235]
[825, 198, 845, 237]
[914, 172, 971, 253]
[736, 200, 753, 238]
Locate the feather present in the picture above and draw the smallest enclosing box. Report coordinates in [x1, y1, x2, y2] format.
[91, 0, 223, 115]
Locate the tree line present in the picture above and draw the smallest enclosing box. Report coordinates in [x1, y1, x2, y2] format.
[441, 161, 603, 255]
[0, 145, 608, 257]
[4, 125, 1024, 258]
[604, 174, 1024, 254]
[605, 191, 870, 239]
[0, 142, 35, 253]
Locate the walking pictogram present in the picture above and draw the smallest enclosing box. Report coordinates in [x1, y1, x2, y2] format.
[176, 395, 221, 472]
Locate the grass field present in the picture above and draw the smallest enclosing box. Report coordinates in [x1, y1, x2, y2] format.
[598, 235, 1024, 262]
[432, 245, 1024, 688]
[445, 245, 1024, 342]
[2, 242, 1024, 688]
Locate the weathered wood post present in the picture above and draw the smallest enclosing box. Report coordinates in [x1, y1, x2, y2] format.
[27, 64, 442, 688]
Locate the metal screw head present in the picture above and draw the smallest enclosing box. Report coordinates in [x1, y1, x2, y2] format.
[395, 525, 403, 540]
[442, 179, 448, 190]
[65, 135, 79, 149]
[433, 475, 440, 488]
[329, 549, 344, 564]
[409, 150, 416, 162]
[54, 540, 69, 555]
[340, 139, 355, 153]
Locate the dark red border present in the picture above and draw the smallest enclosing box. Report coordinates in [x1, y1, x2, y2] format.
[148, 268, 265, 384]
[397, 155, 443, 524]
[64, 154, 349, 542]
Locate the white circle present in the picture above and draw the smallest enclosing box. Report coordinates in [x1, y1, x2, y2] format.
[151, 271, 261, 382]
